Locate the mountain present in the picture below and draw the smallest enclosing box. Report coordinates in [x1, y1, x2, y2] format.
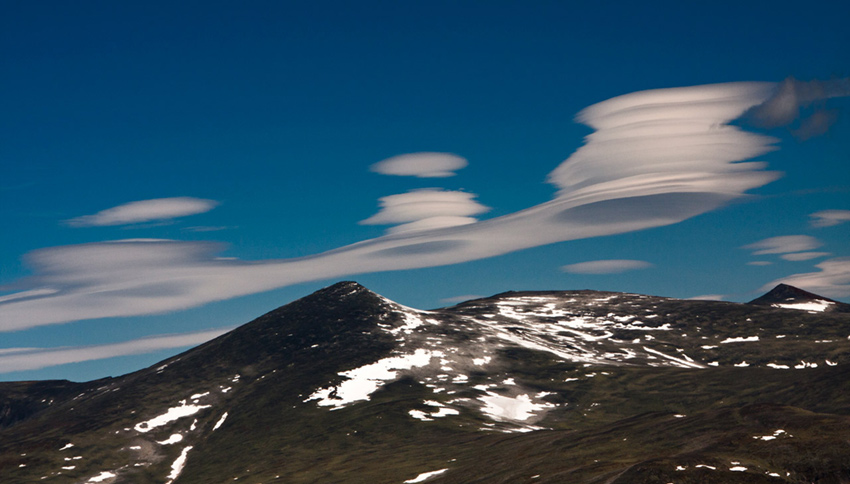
[748, 283, 850, 313]
[1, 282, 849, 483]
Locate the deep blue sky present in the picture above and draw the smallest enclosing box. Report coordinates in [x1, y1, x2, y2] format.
[1, 1, 848, 382]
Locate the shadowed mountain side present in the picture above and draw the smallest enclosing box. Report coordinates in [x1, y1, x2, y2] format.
[1, 281, 849, 483]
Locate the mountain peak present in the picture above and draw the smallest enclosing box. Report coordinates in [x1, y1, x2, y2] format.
[749, 283, 848, 313]
[316, 280, 371, 296]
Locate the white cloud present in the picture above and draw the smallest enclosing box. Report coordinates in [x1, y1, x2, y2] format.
[1, 82, 789, 330]
[810, 210, 850, 228]
[360, 189, 490, 234]
[747, 261, 773, 266]
[65, 197, 218, 227]
[761, 257, 850, 298]
[0, 328, 229, 373]
[780, 252, 831, 261]
[743, 235, 822, 255]
[561, 259, 653, 274]
[370, 152, 468, 178]
[548, 82, 778, 196]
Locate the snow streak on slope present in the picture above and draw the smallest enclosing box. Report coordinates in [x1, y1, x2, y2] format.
[305, 349, 443, 409]
[773, 300, 834, 312]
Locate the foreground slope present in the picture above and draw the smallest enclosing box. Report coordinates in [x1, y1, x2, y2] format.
[1, 282, 849, 483]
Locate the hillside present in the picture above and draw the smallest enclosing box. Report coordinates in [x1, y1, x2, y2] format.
[1, 282, 849, 483]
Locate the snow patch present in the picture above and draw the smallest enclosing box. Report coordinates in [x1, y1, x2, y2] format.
[213, 412, 228, 431]
[479, 393, 555, 422]
[134, 401, 211, 433]
[86, 471, 117, 483]
[404, 468, 449, 483]
[721, 336, 759, 344]
[643, 347, 704, 369]
[164, 446, 193, 484]
[753, 429, 786, 441]
[157, 434, 183, 445]
[306, 349, 442, 409]
[772, 300, 833, 312]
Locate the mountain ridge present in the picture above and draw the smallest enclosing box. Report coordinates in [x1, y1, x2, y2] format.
[2, 282, 849, 483]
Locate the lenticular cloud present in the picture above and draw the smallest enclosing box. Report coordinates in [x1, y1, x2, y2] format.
[370, 152, 468, 178]
[360, 189, 490, 234]
[1, 82, 785, 330]
[65, 197, 219, 227]
[548, 82, 778, 197]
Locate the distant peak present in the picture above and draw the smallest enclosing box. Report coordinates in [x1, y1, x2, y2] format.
[326, 280, 367, 291]
[750, 283, 832, 304]
[316, 281, 373, 298]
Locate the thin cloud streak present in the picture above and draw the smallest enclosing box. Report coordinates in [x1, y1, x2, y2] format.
[687, 294, 726, 301]
[0, 328, 230, 373]
[65, 197, 219, 227]
[561, 259, 653, 275]
[1, 82, 786, 330]
[439, 294, 485, 304]
[780, 252, 831, 261]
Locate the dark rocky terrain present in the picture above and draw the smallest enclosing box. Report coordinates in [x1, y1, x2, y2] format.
[1, 281, 849, 483]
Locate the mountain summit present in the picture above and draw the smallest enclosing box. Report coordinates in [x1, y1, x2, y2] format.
[2, 282, 849, 483]
[749, 283, 849, 313]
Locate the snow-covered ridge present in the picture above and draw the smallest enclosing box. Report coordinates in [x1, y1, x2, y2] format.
[303, 288, 846, 432]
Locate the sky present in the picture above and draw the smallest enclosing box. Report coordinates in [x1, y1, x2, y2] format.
[1, 1, 848, 382]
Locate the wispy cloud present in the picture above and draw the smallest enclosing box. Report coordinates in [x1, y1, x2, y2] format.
[762, 257, 850, 298]
[561, 259, 653, 274]
[64, 197, 219, 227]
[360, 189, 490, 234]
[780, 252, 831, 261]
[743, 77, 850, 138]
[810, 209, 850, 228]
[370, 152, 468, 178]
[792, 109, 839, 140]
[0, 82, 791, 330]
[747, 261, 773, 266]
[182, 225, 236, 233]
[743, 235, 822, 255]
[0, 328, 230, 373]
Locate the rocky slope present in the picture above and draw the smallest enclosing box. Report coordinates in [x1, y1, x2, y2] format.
[1, 282, 849, 483]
